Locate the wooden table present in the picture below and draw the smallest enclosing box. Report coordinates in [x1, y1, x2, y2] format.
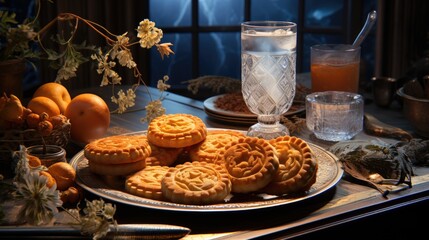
[3, 83, 429, 239]
[65, 83, 429, 239]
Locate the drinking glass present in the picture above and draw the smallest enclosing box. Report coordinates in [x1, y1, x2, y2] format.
[310, 44, 361, 93]
[241, 21, 297, 139]
[306, 91, 364, 141]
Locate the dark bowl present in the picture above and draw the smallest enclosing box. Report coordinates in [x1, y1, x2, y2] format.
[397, 87, 429, 138]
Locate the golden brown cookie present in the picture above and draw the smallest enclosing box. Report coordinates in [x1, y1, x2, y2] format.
[262, 136, 318, 195]
[125, 166, 170, 200]
[219, 137, 279, 193]
[188, 129, 245, 164]
[88, 159, 146, 176]
[161, 161, 231, 205]
[84, 135, 151, 165]
[145, 142, 184, 167]
[147, 113, 207, 148]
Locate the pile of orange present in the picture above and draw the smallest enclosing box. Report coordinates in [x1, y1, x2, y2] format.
[0, 82, 111, 144]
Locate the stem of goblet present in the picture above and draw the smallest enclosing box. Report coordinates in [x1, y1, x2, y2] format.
[257, 115, 280, 125]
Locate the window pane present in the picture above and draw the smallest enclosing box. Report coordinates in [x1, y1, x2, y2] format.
[199, 32, 240, 79]
[199, 0, 244, 26]
[251, 0, 298, 23]
[302, 33, 342, 72]
[305, 0, 343, 28]
[150, 0, 191, 27]
[150, 33, 192, 88]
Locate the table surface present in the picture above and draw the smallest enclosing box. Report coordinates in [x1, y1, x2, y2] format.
[2, 79, 429, 239]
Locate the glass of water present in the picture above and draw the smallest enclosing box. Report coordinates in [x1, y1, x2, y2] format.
[306, 91, 364, 142]
[241, 21, 297, 139]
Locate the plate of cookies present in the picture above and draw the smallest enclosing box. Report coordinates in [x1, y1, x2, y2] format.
[71, 113, 343, 212]
[203, 93, 305, 124]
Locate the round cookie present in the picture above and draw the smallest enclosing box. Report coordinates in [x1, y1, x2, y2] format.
[84, 135, 151, 164]
[147, 113, 207, 148]
[88, 159, 146, 176]
[188, 130, 245, 164]
[145, 142, 184, 167]
[125, 166, 170, 200]
[161, 161, 231, 205]
[262, 136, 318, 195]
[219, 137, 279, 193]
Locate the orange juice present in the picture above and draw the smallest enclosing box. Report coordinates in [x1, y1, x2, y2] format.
[311, 61, 360, 93]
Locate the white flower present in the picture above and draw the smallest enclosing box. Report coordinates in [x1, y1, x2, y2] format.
[141, 99, 165, 123]
[157, 75, 171, 91]
[115, 49, 136, 68]
[137, 19, 163, 48]
[92, 50, 122, 86]
[111, 33, 136, 69]
[111, 89, 136, 114]
[55, 60, 78, 83]
[14, 171, 62, 225]
[79, 199, 117, 239]
[157, 42, 174, 59]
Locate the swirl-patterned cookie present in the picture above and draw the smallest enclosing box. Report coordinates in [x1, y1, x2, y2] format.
[188, 130, 245, 164]
[125, 166, 170, 200]
[262, 136, 318, 195]
[219, 137, 279, 193]
[161, 161, 231, 205]
[84, 135, 151, 164]
[147, 114, 207, 148]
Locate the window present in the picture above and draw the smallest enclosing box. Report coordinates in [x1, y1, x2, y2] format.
[150, 0, 377, 92]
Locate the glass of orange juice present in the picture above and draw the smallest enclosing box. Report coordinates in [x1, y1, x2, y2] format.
[310, 44, 360, 93]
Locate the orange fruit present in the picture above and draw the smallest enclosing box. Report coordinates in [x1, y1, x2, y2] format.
[64, 93, 110, 144]
[27, 154, 42, 168]
[39, 171, 57, 189]
[37, 120, 53, 136]
[28, 96, 60, 117]
[33, 82, 71, 114]
[47, 162, 76, 191]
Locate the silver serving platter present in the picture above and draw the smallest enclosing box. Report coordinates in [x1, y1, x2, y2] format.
[70, 130, 343, 212]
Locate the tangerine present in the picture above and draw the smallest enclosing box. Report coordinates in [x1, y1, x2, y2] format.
[28, 96, 60, 117]
[64, 93, 110, 144]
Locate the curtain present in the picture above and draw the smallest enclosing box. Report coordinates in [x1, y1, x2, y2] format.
[38, 0, 150, 91]
[376, 0, 429, 80]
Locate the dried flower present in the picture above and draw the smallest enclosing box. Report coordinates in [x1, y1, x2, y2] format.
[137, 19, 163, 48]
[91, 49, 122, 86]
[142, 99, 166, 123]
[157, 42, 175, 59]
[14, 171, 62, 225]
[111, 89, 136, 114]
[77, 199, 117, 240]
[140, 75, 170, 123]
[1, 2, 174, 117]
[157, 75, 171, 91]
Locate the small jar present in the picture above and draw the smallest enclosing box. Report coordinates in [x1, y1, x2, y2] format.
[26, 145, 66, 167]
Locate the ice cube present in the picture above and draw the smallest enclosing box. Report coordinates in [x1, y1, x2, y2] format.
[273, 29, 288, 35]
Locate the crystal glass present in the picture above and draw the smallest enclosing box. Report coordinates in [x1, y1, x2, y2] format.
[306, 91, 364, 142]
[310, 44, 360, 93]
[241, 21, 297, 139]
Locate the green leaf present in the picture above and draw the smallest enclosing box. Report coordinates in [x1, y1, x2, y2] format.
[0, 11, 18, 34]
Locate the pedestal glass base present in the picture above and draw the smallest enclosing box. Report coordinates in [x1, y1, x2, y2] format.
[246, 122, 289, 140]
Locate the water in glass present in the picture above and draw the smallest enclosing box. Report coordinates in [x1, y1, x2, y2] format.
[241, 21, 297, 139]
[306, 91, 364, 142]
